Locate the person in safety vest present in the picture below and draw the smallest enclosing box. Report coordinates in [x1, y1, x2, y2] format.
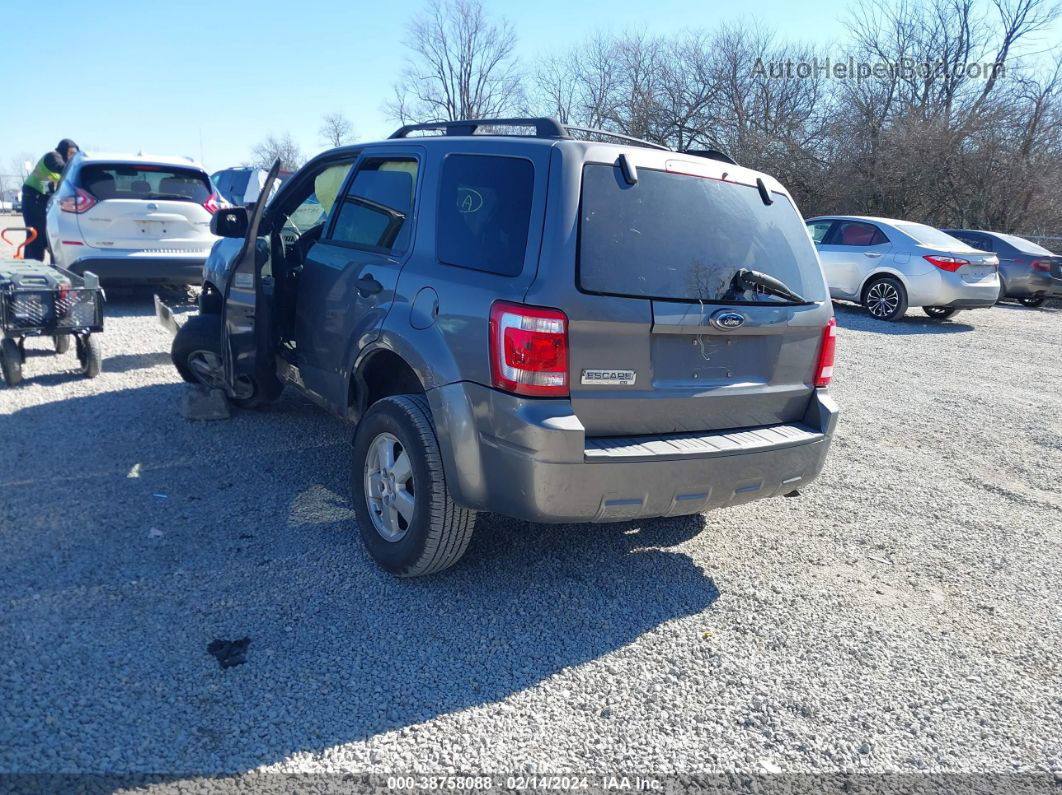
[21, 139, 79, 261]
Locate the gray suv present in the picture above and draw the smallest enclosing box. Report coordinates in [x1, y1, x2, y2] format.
[168, 118, 839, 576]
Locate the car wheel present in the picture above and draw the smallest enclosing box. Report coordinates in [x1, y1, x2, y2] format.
[922, 306, 958, 320]
[351, 394, 476, 577]
[863, 276, 909, 321]
[1, 337, 23, 385]
[171, 313, 270, 408]
[76, 334, 102, 378]
[53, 334, 71, 354]
[1018, 295, 1046, 308]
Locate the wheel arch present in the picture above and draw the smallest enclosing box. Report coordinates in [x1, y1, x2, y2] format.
[349, 345, 427, 422]
[858, 269, 910, 303]
[199, 281, 223, 314]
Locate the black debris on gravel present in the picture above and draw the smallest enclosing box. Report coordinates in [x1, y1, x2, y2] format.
[206, 638, 250, 669]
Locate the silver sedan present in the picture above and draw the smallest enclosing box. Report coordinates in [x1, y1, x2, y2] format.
[806, 215, 1000, 321]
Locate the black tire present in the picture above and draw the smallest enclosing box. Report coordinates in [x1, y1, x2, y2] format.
[351, 394, 476, 577]
[1, 337, 22, 386]
[862, 276, 909, 321]
[1018, 295, 1046, 308]
[53, 334, 71, 354]
[77, 335, 102, 378]
[171, 313, 272, 409]
[923, 306, 958, 320]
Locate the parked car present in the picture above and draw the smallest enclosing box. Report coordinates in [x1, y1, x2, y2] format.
[941, 228, 1062, 307]
[11, 195, 22, 214]
[46, 153, 219, 285]
[211, 166, 291, 206]
[168, 117, 839, 577]
[805, 215, 1000, 321]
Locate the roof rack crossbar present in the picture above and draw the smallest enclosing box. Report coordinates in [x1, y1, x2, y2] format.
[389, 117, 569, 140]
[387, 117, 672, 151]
[562, 126, 670, 151]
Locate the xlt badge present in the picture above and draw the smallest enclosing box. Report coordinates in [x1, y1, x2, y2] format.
[581, 369, 636, 386]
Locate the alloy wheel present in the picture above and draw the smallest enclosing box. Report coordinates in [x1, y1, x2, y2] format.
[364, 432, 416, 542]
[866, 282, 900, 318]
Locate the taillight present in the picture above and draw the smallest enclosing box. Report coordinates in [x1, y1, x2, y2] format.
[58, 187, 97, 214]
[489, 301, 569, 397]
[1031, 259, 1050, 272]
[923, 255, 968, 272]
[203, 192, 220, 215]
[814, 317, 837, 388]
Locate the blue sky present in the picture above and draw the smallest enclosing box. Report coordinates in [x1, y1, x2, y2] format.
[0, 0, 1051, 173]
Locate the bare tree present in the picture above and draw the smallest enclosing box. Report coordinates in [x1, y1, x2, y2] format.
[388, 0, 524, 123]
[249, 133, 304, 171]
[319, 112, 356, 147]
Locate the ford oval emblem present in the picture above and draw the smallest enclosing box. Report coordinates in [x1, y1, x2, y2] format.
[710, 310, 746, 330]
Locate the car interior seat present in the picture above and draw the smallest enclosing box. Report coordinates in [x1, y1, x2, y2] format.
[840, 224, 876, 246]
[86, 173, 116, 200]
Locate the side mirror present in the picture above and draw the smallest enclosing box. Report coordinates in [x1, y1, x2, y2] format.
[211, 207, 249, 238]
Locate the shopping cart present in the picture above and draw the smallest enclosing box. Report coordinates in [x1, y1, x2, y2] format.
[0, 227, 105, 385]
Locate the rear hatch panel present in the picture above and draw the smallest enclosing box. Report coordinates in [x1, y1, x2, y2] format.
[75, 163, 216, 252]
[532, 148, 832, 438]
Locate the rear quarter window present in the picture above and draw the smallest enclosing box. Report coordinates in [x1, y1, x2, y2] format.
[436, 154, 534, 276]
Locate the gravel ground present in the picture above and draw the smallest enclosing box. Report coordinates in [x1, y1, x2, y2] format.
[1, 222, 1060, 785]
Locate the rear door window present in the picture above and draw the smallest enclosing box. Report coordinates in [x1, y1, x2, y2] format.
[834, 221, 889, 246]
[79, 163, 211, 203]
[437, 154, 534, 276]
[578, 164, 826, 303]
[329, 158, 418, 253]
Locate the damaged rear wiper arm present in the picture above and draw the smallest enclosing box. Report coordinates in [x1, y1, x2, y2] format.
[732, 268, 808, 303]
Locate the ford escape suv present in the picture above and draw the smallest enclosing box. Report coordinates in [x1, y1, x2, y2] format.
[167, 118, 839, 577]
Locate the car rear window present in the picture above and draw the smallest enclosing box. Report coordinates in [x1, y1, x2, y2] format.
[893, 223, 972, 249]
[995, 233, 1054, 256]
[81, 164, 212, 203]
[437, 154, 534, 276]
[579, 164, 826, 303]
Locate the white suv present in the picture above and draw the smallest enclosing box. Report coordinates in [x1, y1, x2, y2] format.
[46, 153, 219, 285]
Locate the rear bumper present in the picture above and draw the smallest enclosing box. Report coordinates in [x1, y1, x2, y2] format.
[69, 256, 205, 286]
[428, 383, 839, 523]
[1002, 269, 1062, 298]
[905, 268, 999, 308]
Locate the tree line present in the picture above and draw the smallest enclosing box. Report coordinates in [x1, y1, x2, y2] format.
[390, 0, 1062, 236]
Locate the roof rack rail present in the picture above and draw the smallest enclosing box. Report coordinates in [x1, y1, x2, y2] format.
[389, 117, 568, 140]
[388, 117, 671, 151]
[682, 148, 738, 165]
[563, 126, 670, 151]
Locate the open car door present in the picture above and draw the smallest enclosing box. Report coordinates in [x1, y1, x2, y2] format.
[220, 159, 283, 404]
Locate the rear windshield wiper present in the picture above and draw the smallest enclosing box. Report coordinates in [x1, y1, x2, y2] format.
[730, 268, 808, 304]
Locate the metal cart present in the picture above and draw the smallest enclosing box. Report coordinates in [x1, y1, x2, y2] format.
[0, 228, 105, 386]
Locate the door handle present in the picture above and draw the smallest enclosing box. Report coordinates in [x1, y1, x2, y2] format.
[355, 273, 383, 298]
[864, 251, 882, 258]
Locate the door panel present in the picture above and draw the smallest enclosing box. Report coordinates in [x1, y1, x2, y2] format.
[818, 221, 892, 299]
[295, 152, 420, 407]
[221, 160, 281, 396]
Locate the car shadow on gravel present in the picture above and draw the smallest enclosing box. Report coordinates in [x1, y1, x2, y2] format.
[832, 302, 976, 334]
[0, 383, 721, 775]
